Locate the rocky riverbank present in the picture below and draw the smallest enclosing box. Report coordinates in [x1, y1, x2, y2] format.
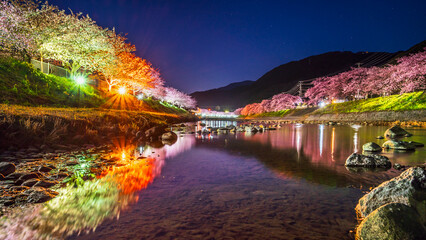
[0, 119, 191, 214]
[0, 104, 197, 151]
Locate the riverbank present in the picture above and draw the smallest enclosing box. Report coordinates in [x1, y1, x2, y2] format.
[0, 103, 196, 215]
[240, 92, 426, 126]
[0, 103, 197, 151]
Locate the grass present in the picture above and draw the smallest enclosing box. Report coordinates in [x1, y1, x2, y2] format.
[0, 57, 104, 107]
[246, 109, 291, 118]
[315, 91, 426, 114]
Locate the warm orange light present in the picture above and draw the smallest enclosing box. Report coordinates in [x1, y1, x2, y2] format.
[118, 87, 126, 95]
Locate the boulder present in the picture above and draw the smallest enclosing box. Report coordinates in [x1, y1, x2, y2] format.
[362, 142, 382, 152]
[355, 167, 426, 224]
[384, 125, 412, 139]
[356, 203, 426, 240]
[383, 140, 416, 151]
[161, 132, 178, 141]
[145, 125, 167, 139]
[0, 162, 15, 177]
[161, 132, 178, 146]
[345, 153, 391, 168]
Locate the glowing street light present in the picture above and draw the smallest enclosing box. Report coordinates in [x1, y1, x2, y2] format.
[74, 76, 86, 107]
[118, 87, 126, 95]
[136, 94, 144, 100]
[75, 76, 86, 85]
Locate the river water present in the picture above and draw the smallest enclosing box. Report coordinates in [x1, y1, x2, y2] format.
[66, 122, 425, 240]
[2, 122, 425, 240]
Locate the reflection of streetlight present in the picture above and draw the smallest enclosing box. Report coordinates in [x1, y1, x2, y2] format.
[118, 87, 126, 95]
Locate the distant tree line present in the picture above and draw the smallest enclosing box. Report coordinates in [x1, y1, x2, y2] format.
[236, 49, 425, 115]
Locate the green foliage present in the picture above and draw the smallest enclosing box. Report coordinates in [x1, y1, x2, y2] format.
[0, 57, 104, 107]
[248, 109, 291, 118]
[63, 156, 96, 187]
[316, 92, 426, 114]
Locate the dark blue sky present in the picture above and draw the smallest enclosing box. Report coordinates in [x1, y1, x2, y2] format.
[50, 0, 426, 93]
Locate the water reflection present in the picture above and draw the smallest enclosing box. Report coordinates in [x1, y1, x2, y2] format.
[0, 136, 195, 239]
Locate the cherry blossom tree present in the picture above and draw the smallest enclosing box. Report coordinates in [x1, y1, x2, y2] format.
[163, 87, 196, 109]
[305, 48, 426, 104]
[0, 0, 34, 59]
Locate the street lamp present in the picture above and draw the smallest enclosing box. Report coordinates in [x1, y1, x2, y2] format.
[74, 76, 86, 106]
[75, 76, 85, 85]
[118, 87, 126, 95]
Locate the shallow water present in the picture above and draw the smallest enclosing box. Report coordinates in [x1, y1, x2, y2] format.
[64, 123, 425, 240]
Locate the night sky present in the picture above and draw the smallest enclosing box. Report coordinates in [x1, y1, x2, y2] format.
[49, 0, 426, 93]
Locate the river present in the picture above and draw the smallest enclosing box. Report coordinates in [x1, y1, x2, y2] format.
[2, 122, 425, 239]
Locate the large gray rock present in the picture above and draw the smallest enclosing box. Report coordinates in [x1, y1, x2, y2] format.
[362, 142, 382, 152]
[384, 125, 412, 139]
[356, 203, 426, 240]
[355, 167, 426, 224]
[383, 140, 416, 151]
[0, 162, 15, 177]
[345, 153, 391, 168]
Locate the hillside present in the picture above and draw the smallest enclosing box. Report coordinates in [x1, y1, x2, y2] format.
[191, 51, 399, 110]
[0, 58, 104, 107]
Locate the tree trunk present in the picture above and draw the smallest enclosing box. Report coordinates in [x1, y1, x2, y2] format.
[40, 54, 44, 73]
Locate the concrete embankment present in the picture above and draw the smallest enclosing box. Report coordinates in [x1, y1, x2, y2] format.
[305, 110, 426, 125]
[242, 109, 426, 126]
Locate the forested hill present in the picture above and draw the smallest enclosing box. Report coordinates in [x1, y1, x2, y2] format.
[191, 51, 398, 110]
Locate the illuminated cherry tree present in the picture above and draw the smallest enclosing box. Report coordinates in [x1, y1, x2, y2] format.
[239, 93, 301, 115]
[0, 0, 34, 57]
[305, 48, 426, 104]
[163, 87, 196, 109]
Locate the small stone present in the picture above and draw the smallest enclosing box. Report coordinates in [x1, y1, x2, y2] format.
[383, 140, 416, 151]
[22, 179, 40, 187]
[34, 180, 57, 188]
[18, 173, 41, 182]
[38, 165, 55, 173]
[66, 160, 79, 166]
[408, 141, 424, 147]
[10, 186, 30, 192]
[0, 162, 16, 177]
[384, 125, 412, 139]
[393, 163, 403, 170]
[362, 142, 382, 152]
[25, 187, 57, 203]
